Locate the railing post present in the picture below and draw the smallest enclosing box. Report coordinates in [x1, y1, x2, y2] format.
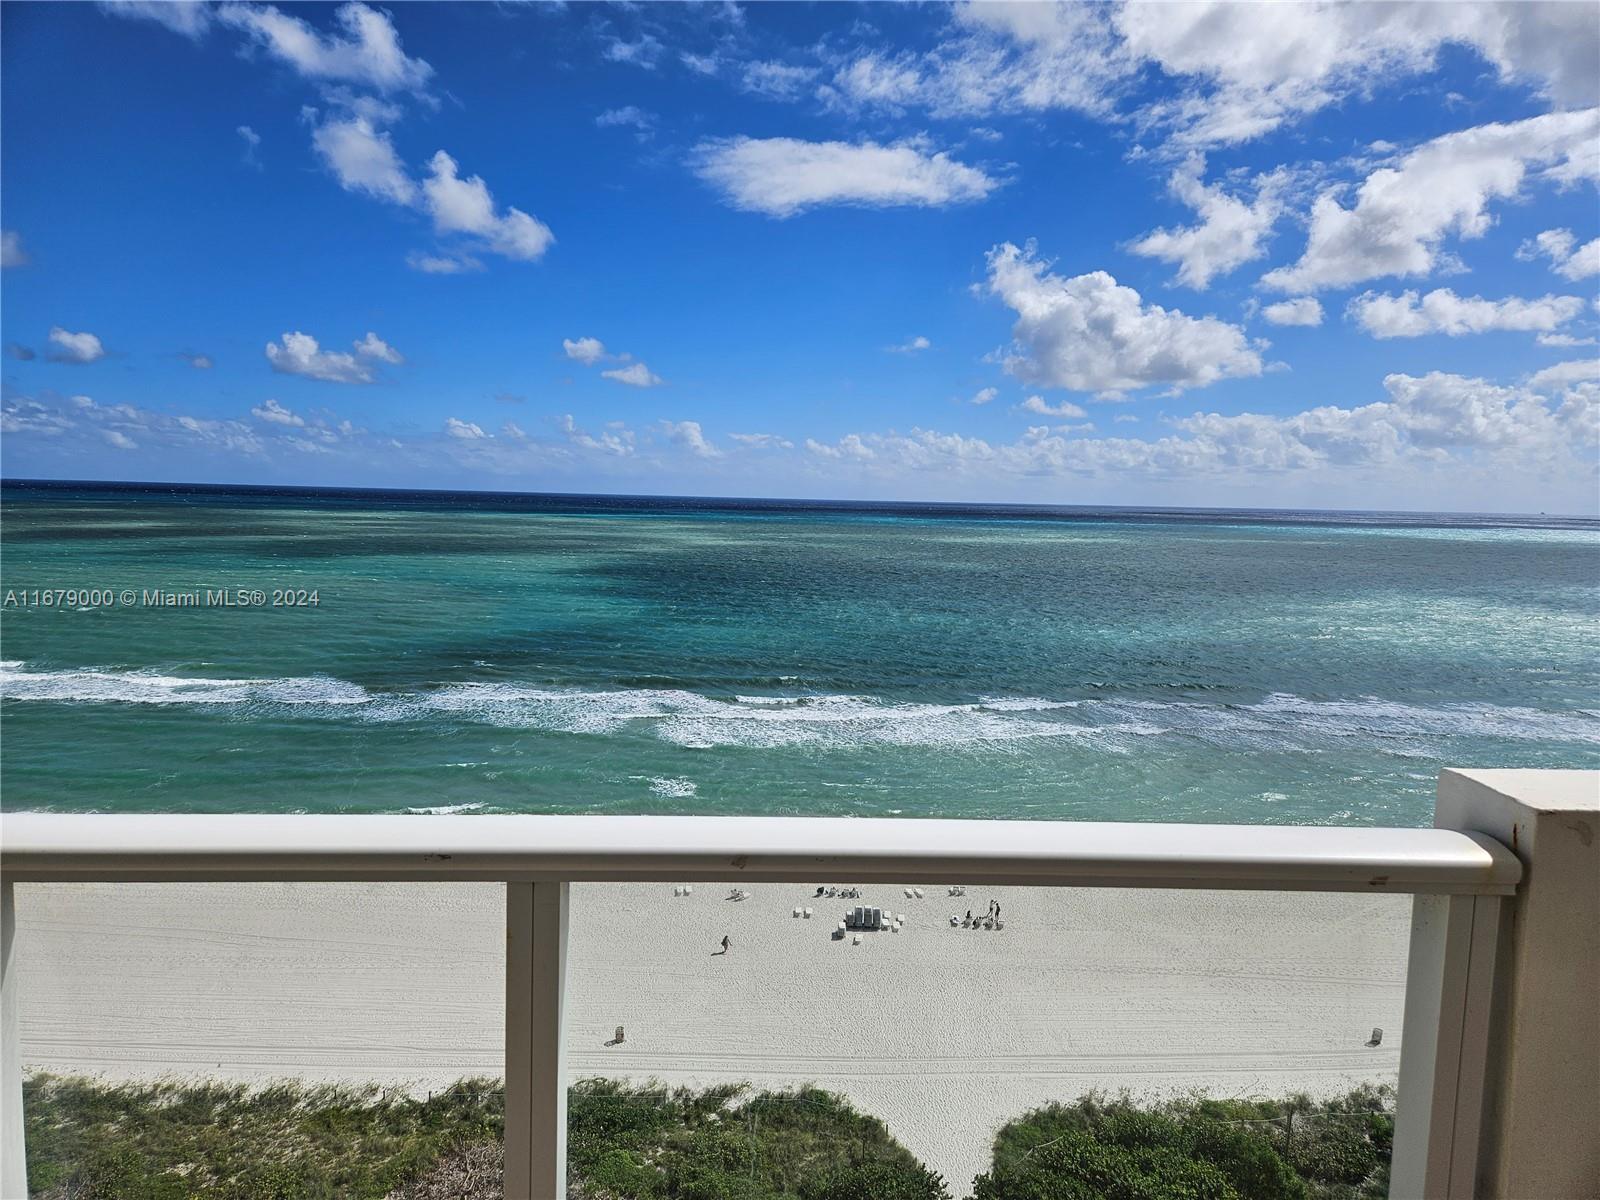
[2, 881, 27, 1200]
[1427, 769, 1599, 1199]
[1391, 892, 1505, 1198]
[505, 881, 569, 1200]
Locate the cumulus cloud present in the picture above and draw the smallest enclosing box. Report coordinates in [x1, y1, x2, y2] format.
[558, 413, 634, 456]
[353, 331, 403, 363]
[1348, 288, 1587, 338]
[1528, 359, 1600, 391]
[214, 2, 433, 94]
[1117, 1, 1600, 148]
[422, 150, 554, 261]
[1518, 228, 1600, 279]
[814, 1, 1598, 149]
[1263, 109, 1600, 293]
[691, 136, 998, 218]
[311, 112, 417, 205]
[251, 398, 305, 426]
[777, 370, 1595, 495]
[563, 337, 607, 365]
[888, 335, 932, 354]
[1127, 155, 1285, 289]
[658, 419, 721, 458]
[102, 429, 139, 450]
[806, 434, 877, 460]
[729, 432, 795, 449]
[1261, 298, 1325, 327]
[2, 230, 29, 268]
[180, 352, 214, 368]
[971, 387, 999, 405]
[444, 417, 488, 439]
[47, 327, 107, 364]
[986, 242, 1263, 395]
[264, 331, 390, 383]
[602, 362, 664, 388]
[1020, 395, 1088, 418]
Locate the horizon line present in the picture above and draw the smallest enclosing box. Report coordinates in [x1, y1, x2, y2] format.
[2, 475, 1593, 523]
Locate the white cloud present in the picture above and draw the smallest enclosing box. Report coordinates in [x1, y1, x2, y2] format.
[237, 124, 262, 169]
[887, 335, 932, 354]
[691, 137, 998, 218]
[264, 331, 374, 384]
[422, 150, 554, 261]
[2, 230, 30, 268]
[405, 251, 483, 274]
[986, 242, 1263, 394]
[558, 413, 634, 456]
[99, 0, 211, 38]
[47, 327, 107, 364]
[102, 429, 139, 450]
[740, 60, 817, 100]
[1261, 298, 1325, 327]
[806, 434, 877, 460]
[1348, 288, 1586, 338]
[1128, 155, 1284, 289]
[777, 370, 1595, 494]
[181, 352, 215, 369]
[1263, 109, 1600, 293]
[311, 113, 417, 205]
[215, 2, 433, 94]
[602, 34, 663, 70]
[1117, 1, 1600, 148]
[1538, 333, 1598, 348]
[729, 432, 795, 449]
[1020, 395, 1088, 418]
[563, 337, 607, 365]
[251, 398, 305, 427]
[595, 106, 655, 133]
[354, 331, 403, 363]
[1518, 228, 1600, 279]
[971, 387, 999, 405]
[658, 419, 721, 458]
[602, 362, 664, 388]
[823, 4, 1128, 120]
[444, 417, 488, 439]
[812, 1, 1599, 150]
[1528, 359, 1600, 391]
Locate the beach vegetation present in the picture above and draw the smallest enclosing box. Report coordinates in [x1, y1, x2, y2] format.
[970, 1087, 1394, 1200]
[22, 1075, 950, 1200]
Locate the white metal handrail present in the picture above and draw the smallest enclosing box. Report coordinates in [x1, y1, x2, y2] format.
[0, 813, 1520, 891]
[0, 813, 1523, 1199]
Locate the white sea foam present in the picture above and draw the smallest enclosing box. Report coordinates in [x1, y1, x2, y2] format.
[4, 661, 1595, 753]
[403, 802, 488, 815]
[648, 777, 698, 798]
[0, 662, 371, 706]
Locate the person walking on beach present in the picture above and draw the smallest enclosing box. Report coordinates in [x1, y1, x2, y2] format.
[718, 934, 731, 955]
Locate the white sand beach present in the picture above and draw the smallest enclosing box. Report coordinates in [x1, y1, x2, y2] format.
[13, 881, 1410, 1191]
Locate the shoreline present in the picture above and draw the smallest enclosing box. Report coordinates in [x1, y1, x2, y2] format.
[14, 880, 1410, 1190]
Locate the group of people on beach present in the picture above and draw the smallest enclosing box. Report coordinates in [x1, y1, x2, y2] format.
[957, 899, 1003, 929]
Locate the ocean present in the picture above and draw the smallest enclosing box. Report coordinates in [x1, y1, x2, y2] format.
[2, 480, 1596, 826]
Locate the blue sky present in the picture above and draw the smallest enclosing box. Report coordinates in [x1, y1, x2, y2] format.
[3, 1, 1597, 512]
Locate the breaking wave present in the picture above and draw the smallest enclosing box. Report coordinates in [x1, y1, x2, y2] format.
[3, 662, 1596, 753]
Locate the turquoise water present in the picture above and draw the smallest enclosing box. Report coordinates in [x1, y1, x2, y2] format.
[2, 482, 1596, 825]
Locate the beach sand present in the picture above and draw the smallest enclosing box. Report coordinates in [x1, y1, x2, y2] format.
[13, 880, 1410, 1191]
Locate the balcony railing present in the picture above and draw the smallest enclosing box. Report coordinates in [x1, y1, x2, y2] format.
[1, 768, 1593, 1200]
